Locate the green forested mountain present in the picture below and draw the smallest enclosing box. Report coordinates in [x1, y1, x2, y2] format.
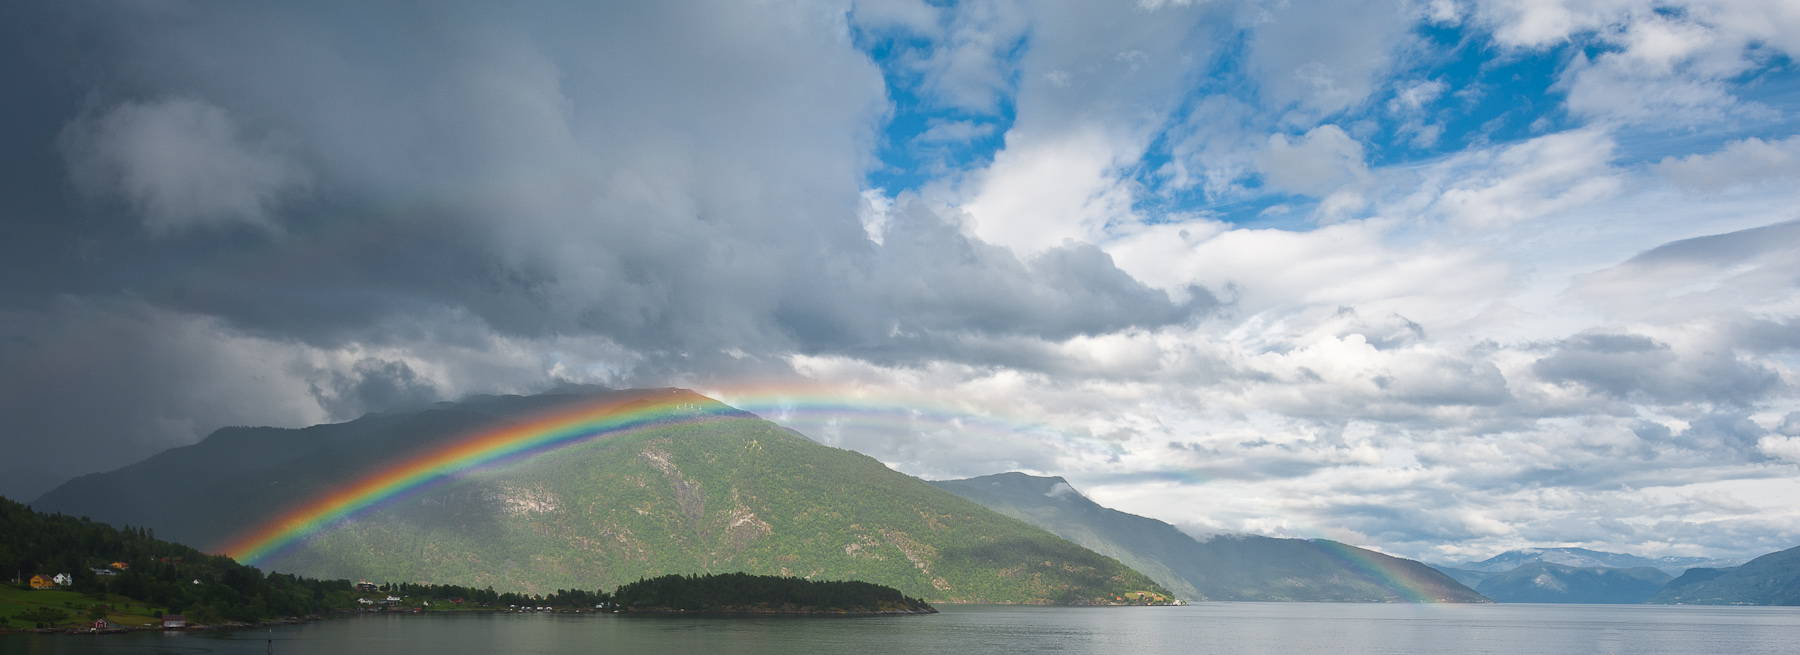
[930, 472, 1486, 603]
[1647, 544, 1800, 605]
[1472, 562, 1671, 603]
[32, 389, 1171, 605]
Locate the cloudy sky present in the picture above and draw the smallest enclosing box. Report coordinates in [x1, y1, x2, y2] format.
[3, 0, 1799, 564]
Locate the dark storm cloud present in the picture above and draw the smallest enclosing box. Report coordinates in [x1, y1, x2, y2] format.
[0, 1, 1200, 353]
[0, 299, 330, 499]
[0, 2, 1207, 498]
[312, 358, 443, 420]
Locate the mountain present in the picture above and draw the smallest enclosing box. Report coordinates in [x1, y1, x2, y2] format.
[31, 388, 1171, 605]
[929, 472, 1487, 603]
[1428, 566, 1494, 589]
[1646, 544, 1800, 605]
[1472, 562, 1671, 603]
[1447, 547, 1740, 577]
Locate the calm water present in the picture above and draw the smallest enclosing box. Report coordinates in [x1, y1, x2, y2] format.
[5, 603, 1800, 655]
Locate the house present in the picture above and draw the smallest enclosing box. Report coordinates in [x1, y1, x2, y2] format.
[161, 614, 186, 629]
[109, 562, 129, 570]
[93, 619, 121, 630]
[52, 573, 73, 586]
[29, 574, 56, 589]
[357, 598, 375, 605]
[447, 597, 465, 604]
[355, 580, 379, 592]
[91, 567, 117, 577]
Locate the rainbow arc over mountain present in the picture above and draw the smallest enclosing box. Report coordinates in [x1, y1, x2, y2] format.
[220, 384, 1093, 565]
[220, 389, 737, 564]
[220, 384, 1455, 604]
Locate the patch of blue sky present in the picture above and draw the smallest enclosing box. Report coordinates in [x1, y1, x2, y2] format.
[853, 24, 1018, 197]
[1609, 54, 1800, 167]
[858, 10, 1797, 231]
[1359, 23, 1576, 165]
[1130, 22, 1580, 229]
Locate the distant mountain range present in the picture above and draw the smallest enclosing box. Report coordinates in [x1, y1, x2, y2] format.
[930, 472, 1487, 603]
[1472, 562, 1671, 604]
[31, 388, 1169, 604]
[1648, 544, 1800, 605]
[1425, 546, 1796, 605]
[1442, 547, 1741, 577]
[29, 386, 1795, 606]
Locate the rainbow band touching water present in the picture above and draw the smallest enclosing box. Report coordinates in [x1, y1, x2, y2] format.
[1311, 539, 1445, 603]
[220, 390, 737, 565]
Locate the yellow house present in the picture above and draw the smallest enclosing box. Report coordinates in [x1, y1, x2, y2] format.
[29, 574, 56, 589]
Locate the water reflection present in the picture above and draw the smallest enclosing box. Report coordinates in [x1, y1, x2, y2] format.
[5, 603, 1799, 655]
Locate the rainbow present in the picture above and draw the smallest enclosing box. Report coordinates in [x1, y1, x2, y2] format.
[219, 384, 1109, 565]
[219, 389, 740, 565]
[1310, 539, 1451, 603]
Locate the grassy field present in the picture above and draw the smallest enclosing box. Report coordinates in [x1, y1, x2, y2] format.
[0, 583, 170, 631]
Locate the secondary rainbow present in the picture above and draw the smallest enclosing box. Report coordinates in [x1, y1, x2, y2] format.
[219, 390, 735, 565]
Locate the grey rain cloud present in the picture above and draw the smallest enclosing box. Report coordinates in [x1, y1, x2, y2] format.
[0, 0, 1796, 565]
[0, 1, 1205, 499]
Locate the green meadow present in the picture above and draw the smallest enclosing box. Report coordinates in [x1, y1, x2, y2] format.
[0, 584, 169, 630]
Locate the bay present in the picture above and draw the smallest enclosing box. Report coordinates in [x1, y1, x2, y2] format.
[5, 603, 1799, 655]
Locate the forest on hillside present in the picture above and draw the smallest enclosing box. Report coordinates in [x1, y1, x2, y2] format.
[0, 497, 932, 631]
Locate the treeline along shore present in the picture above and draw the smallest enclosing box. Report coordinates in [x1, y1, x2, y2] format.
[0, 497, 929, 633]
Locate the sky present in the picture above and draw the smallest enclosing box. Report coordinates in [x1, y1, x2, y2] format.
[2, 0, 1798, 565]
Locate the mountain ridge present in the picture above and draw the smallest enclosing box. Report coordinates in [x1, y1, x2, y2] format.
[929, 472, 1487, 603]
[1646, 544, 1800, 605]
[1472, 562, 1672, 603]
[1442, 547, 1740, 577]
[30, 388, 1172, 605]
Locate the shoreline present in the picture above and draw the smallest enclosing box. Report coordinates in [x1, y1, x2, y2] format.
[0, 605, 941, 635]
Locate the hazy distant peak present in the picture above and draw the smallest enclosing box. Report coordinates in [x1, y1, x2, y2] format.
[1454, 546, 1743, 576]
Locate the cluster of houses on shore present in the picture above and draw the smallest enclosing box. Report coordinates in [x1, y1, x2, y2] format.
[19, 563, 191, 631]
[27, 562, 131, 590]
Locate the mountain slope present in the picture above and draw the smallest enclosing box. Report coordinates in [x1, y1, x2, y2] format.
[1428, 566, 1494, 589]
[32, 389, 1171, 604]
[930, 472, 1487, 603]
[1473, 562, 1671, 603]
[0, 496, 356, 627]
[1646, 544, 1800, 605]
[1448, 547, 1739, 577]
